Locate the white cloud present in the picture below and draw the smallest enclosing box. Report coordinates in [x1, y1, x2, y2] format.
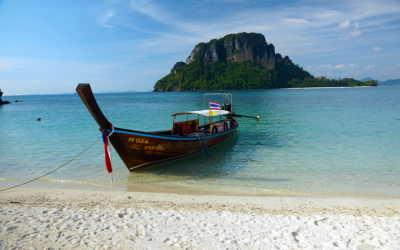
[338, 32, 362, 40]
[129, 0, 172, 24]
[319, 64, 333, 68]
[373, 46, 383, 52]
[398, 63, 400, 66]
[335, 64, 346, 69]
[349, 30, 362, 37]
[338, 20, 362, 40]
[338, 20, 351, 29]
[351, 1, 400, 21]
[99, 10, 115, 28]
[281, 18, 310, 26]
[365, 65, 377, 70]
[338, 20, 359, 30]
[348, 64, 355, 67]
[31, 80, 42, 83]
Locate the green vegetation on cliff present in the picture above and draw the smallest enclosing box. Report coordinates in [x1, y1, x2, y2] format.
[275, 61, 312, 86]
[154, 59, 313, 91]
[155, 60, 276, 91]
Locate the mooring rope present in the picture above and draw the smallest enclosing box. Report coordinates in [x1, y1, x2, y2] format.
[0, 136, 102, 192]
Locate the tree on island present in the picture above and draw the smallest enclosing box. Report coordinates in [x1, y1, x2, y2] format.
[288, 76, 378, 88]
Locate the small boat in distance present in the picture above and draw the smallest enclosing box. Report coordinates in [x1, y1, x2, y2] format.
[76, 83, 242, 172]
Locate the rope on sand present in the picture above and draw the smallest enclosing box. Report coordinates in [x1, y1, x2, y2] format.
[0, 136, 102, 192]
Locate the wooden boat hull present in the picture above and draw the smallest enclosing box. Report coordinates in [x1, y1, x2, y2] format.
[76, 83, 239, 172]
[110, 126, 238, 171]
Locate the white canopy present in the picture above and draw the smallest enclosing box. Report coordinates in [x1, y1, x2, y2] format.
[171, 110, 230, 117]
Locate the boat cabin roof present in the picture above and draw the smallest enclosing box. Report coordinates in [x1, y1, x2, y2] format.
[171, 110, 230, 117]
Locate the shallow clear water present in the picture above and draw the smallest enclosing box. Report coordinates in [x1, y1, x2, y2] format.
[1, 87, 399, 197]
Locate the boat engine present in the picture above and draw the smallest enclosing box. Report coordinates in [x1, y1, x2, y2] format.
[221, 103, 234, 119]
[221, 103, 232, 112]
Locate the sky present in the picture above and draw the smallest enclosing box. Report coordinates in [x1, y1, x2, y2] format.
[1, 0, 400, 95]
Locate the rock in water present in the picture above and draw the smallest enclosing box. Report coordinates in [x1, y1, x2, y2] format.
[0, 88, 11, 105]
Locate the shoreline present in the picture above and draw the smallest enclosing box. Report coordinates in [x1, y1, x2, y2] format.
[2, 178, 399, 199]
[1, 187, 400, 216]
[285, 86, 375, 89]
[1, 187, 399, 249]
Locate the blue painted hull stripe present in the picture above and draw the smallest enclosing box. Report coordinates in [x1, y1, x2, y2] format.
[114, 126, 238, 140]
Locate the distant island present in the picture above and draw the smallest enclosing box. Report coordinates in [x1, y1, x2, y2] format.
[153, 32, 377, 92]
[362, 77, 400, 86]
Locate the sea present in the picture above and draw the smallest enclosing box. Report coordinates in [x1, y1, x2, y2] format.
[1, 86, 399, 198]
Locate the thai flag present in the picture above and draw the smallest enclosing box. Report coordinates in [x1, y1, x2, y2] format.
[209, 101, 221, 110]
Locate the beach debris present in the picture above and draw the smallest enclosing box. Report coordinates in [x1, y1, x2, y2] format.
[9, 201, 20, 204]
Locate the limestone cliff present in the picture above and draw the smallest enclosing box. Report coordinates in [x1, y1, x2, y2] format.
[185, 33, 287, 70]
[275, 53, 293, 66]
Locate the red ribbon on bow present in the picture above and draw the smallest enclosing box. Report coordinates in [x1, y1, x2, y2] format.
[101, 123, 114, 182]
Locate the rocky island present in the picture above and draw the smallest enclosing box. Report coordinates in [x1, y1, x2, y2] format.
[0, 88, 11, 105]
[153, 32, 377, 92]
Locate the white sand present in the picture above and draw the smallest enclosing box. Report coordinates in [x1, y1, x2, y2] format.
[285, 86, 375, 89]
[1, 187, 399, 249]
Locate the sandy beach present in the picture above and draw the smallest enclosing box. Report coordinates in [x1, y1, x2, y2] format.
[1, 187, 399, 249]
[285, 86, 375, 89]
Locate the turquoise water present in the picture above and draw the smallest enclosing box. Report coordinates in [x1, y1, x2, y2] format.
[1, 87, 399, 197]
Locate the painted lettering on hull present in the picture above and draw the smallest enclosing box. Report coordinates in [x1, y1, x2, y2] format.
[144, 145, 165, 151]
[145, 151, 164, 155]
[128, 137, 149, 144]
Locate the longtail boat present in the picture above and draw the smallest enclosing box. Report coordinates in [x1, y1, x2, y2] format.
[76, 83, 246, 172]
